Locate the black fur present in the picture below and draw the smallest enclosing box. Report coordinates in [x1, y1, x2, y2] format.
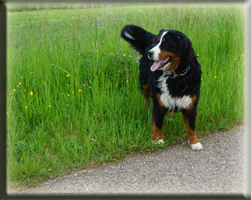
[121, 25, 202, 147]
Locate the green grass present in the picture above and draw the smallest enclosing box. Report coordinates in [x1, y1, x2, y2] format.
[7, 3, 244, 186]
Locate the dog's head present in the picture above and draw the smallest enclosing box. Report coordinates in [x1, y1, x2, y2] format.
[148, 29, 194, 72]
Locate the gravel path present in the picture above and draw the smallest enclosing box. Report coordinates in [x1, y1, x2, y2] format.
[8, 125, 245, 195]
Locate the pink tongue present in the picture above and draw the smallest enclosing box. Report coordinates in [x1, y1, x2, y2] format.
[150, 60, 162, 72]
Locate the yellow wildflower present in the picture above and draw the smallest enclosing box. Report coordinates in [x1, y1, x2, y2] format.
[49, 105, 51, 108]
[14, 89, 16, 91]
[21, 76, 23, 79]
[68, 94, 70, 96]
[25, 106, 27, 109]
[215, 76, 217, 79]
[67, 74, 70, 77]
[79, 89, 82, 92]
[30, 91, 33, 95]
[19, 83, 21, 85]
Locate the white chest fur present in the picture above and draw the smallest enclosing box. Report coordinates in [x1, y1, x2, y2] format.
[157, 73, 192, 111]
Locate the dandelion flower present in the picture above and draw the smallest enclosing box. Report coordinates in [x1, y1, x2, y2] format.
[242, 54, 244, 57]
[215, 76, 217, 79]
[68, 94, 70, 96]
[197, 54, 199, 57]
[234, 58, 236, 60]
[49, 105, 51, 108]
[30, 91, 33, 95]
[25, 106, 27, 109]
[6, 112, 8, 114]
[10, 93, 11, 95]
[79, 89, 82, 92]
[21, 76, 23, 79]
[89, 80, 91, 83]
[19, 83, 21, 85]
[67, 74, 70, 77]
[14, 89, 16, 91]
[126, 80, 129, 83]
[24, 89, 26, 92]
[72, 91, 74, 93]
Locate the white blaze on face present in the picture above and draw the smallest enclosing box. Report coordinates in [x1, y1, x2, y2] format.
[148, 31, 168, 61]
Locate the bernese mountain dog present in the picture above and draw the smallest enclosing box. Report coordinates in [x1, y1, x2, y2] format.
[121, 25, 203, 151]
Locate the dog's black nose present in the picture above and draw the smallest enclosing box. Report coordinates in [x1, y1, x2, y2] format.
[148, 51, 154, 60]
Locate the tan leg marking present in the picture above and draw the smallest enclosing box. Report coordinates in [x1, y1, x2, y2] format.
[142, 83, 151, 110]
[151, 121, 164, 142]
[182, 114, 199, 145]
[187, 95, 197, 111]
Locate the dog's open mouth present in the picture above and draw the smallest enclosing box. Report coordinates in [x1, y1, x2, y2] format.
[150, 56, 172, 72]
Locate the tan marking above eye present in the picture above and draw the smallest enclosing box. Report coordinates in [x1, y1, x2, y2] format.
[162, 38, 165, 42]
[157, 38, 160, 42]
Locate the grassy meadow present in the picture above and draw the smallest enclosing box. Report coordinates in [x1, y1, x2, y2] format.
[7, 3, 244, 185]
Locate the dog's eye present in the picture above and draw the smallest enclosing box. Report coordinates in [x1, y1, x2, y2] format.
[163, 43, 168, 46]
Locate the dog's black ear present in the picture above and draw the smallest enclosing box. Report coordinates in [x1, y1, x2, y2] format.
[121, 25, 157, 54]
[158, 29, 166, 35]
[174, 33, 187, 56]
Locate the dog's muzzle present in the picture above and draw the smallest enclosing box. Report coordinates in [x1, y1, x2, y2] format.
[147, 51, 154, 60]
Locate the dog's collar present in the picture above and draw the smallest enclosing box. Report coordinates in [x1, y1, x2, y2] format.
[164, 65, 191, 79]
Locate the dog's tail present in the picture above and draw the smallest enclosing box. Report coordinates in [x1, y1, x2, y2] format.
[121, 25, 156, 54]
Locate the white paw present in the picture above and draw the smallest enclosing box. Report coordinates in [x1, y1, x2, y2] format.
[188, 140, 203, 151]
[191, 143, 203, 150]
[124, 31, 136, 40]
[153, 139, 164, 144]
[157, 139, 164, 144]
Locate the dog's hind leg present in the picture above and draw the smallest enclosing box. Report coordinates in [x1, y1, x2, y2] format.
[142, 83, 151, 111]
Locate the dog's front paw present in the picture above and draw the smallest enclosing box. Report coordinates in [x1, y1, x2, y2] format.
[188, 140, 203, 151]
[157, 139, 164, 144]
[153, 139, 164, 145]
